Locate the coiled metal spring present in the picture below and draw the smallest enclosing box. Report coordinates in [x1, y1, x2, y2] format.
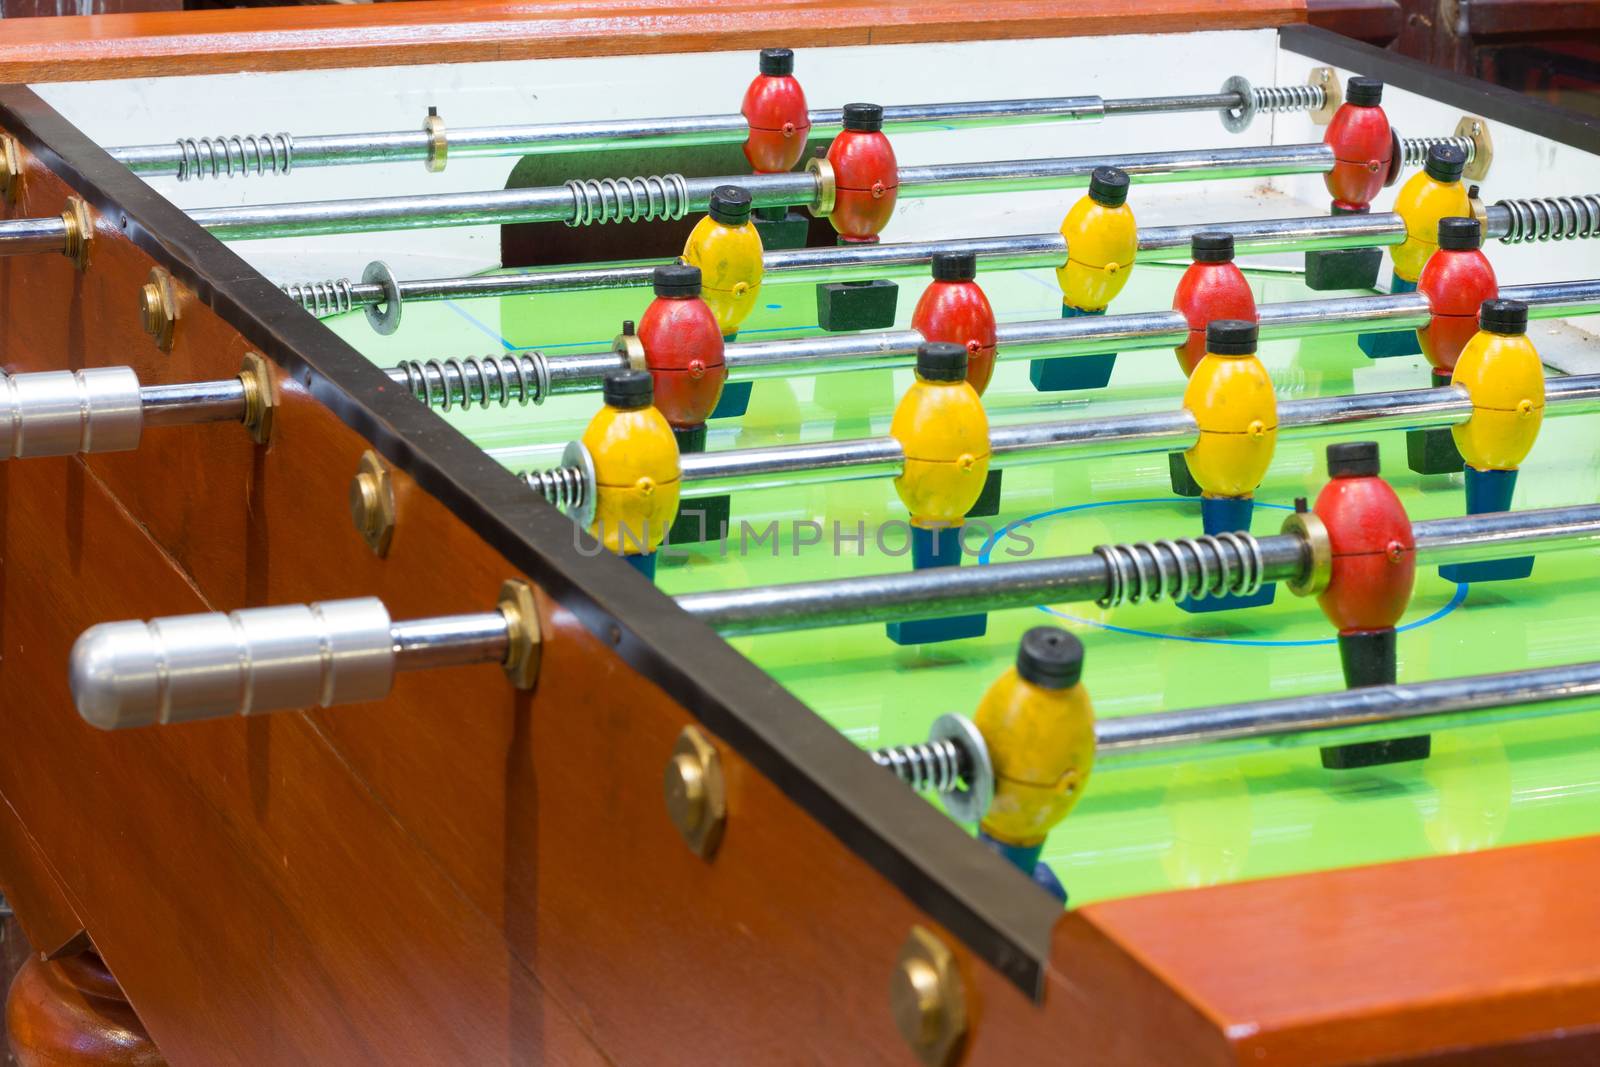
[871, 739, 967, 795]
[282, 278, 354, 317]
[1094, 532, 1265, 608]
[524, 465, 588, 512]
[395, 355, 551, 412]
[564, 174, 691, 227]
[1252, 83, 1325, 114]
[174, 133, 294, 181]
[1494, 195, 1600, 244]
[1399, 135, 1477, 168]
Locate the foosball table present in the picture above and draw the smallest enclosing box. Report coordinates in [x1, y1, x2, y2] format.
[1, 2, 1599, 1063]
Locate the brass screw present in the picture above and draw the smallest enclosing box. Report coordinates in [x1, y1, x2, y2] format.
[0, 135, 21, 205]
[664, 725, 725, 859]
[349, 450, 397, 557]
[139, 267, 181, 352]
[890, 927, 967, 1066]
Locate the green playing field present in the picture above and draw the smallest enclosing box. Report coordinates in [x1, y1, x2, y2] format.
[322, 258, 1600, 906]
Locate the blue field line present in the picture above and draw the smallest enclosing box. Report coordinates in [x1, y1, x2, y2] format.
[975, 496, 1465, 647]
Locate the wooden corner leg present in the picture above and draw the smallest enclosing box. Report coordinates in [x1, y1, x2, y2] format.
[6, 947, 164, 1065]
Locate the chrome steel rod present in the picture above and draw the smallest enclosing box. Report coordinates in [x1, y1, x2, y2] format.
[387, 279, 1600, 410]
[1095, 660, 1600, 755]
[676, 373, 1600, 495]
[678, 504, 1600, 634]
[391, 613, 509, 671]
[192, 143, 1338, 241]
[290, 210, 1409, 313]
[0, 215, 68, 257]
[138, 380, 249, 427]
[110, 84, 1318, 178]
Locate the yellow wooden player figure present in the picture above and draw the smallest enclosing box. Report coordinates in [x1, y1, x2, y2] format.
[886, 341, 991, 644]
[581, 370, 681, 579]
[681, 185, 765, 338]
[1360, 142, 1470, 358]
[1180, 318, 1279, 610]
[1441, 298, 1545, 583]
[973, 626, 1095, 902]
[1033, 166, 1136, 391]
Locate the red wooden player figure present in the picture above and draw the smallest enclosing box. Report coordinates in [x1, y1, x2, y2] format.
[1322, 77, 1393, 212]
[1305, 440, 1425, 769]
[911, 252, 999, 394]
[1417, 217, 1498, 385]
[824, 103, 898, 242]
[742, 48, 810, 174]
[1172, 232, 1257, 377]
[636, 264, 726, 447]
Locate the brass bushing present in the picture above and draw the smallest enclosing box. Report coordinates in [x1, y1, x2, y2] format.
[349, 450, 397, 557]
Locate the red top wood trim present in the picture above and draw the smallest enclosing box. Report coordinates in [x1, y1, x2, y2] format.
[0, 0, 1305, 83]
[1078, 833, 1600, 1063]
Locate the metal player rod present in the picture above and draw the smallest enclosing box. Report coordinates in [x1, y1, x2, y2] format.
[676, 504, 1600, 635]
[519, 371, 1600, 502]
[0, 366, 269, 460]
[393, 278, 1600, 409]
[70, 588, 543, 730]
[289, 207, 1409, 317]
[111, 79, 1328, 180]
[292, 194, 1586, 319]
[876, 659, 1600, 815]
[1, 140, 1465, 252]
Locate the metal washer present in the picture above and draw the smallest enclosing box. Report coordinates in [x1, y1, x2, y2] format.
[363, 260, 404, 336]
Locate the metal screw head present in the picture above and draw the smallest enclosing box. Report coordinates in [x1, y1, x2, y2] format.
[664, 725, 725, 859]
[890, 927, 966, 1066]
[349, 450, 397, 557]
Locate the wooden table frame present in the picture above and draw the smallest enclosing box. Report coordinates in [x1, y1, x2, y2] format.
[0, 4, 1598, 1063]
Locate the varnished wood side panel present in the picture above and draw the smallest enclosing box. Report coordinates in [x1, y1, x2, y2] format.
[0, 0, 1306, 83]
[1082, 834, 1600, 1064]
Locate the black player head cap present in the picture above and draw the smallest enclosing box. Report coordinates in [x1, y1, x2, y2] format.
[931, 251, 977, 282]
[1016, 627, 1084, 689]
[1327, 440, 1380, 479]
[1206, 318, 1258, 355]
[916, 341, 968, 382]
[603, 370, 653, 410]
[1088, 166, 1130, 208]
[1436, 216, 1481, 250]
[1424, 143, 1467, 183]
[759, 48, 794, 77]
[1479, 298, 1529, 335]
[1191, 232, 1235, 263]
[1346, 77, 1383, 107]
[842, 102, 884, 133]
[653, 262, 702, 298]
[708, 185, 753, 225]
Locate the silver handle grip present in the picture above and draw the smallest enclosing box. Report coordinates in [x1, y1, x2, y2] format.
[70, 598, 397, 730]
[0, 367, 143, 459]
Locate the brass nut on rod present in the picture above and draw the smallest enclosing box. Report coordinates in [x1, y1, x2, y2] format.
[0, 135, 21, 205]
[1281, 508, 1332, 597]
[349, 450, 397, 557]
[423, 108, 448, 174]
[1457, 115, 1494, 182]
[1307, 67, 1340, 125]
[805, 155, 837, 218]
[664, 725, 725, 859]
[139, 267, 181, 352]
[61, 197, 94, 272]
[890, 926, 967, 1067]
[497, 579, 542, 690]
[238, 352, 276, 445]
